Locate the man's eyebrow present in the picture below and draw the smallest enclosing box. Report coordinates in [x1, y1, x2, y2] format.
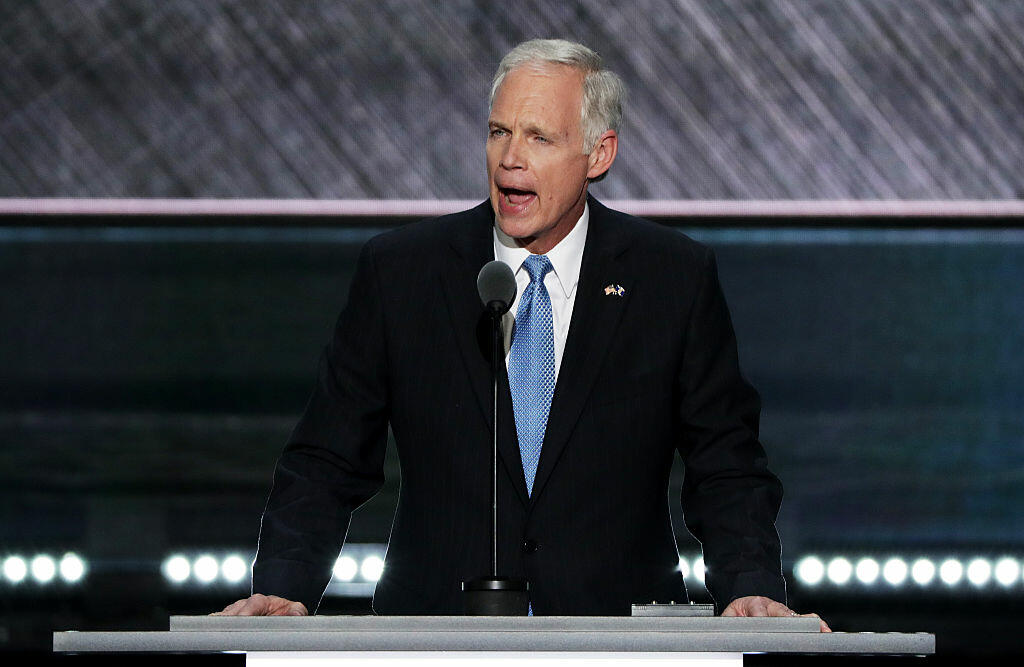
[527, 123, 568, 141]
[487, 120, 561, 138]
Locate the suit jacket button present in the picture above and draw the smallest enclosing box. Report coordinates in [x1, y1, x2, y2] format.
[522, 539, 540, 554]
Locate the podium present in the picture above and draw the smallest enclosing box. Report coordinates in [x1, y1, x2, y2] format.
[54, 615, 934, 665]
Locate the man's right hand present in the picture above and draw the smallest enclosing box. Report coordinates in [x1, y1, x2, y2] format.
[212, 593, 308, 616]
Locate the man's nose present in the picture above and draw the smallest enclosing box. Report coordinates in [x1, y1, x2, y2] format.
[499, 135, 526, 170]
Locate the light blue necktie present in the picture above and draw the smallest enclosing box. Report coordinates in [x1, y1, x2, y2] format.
[508, 254, 556, 498]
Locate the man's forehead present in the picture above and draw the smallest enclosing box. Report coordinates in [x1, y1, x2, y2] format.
[490, 63, 583, 122]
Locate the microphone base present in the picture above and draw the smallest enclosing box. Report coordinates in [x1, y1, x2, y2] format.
[462, 577, 530, 615]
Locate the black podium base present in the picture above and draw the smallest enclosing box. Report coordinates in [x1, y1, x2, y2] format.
[461, 577, 529, 615]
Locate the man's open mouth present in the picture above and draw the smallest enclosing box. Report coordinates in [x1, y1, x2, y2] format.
[498, 187, 536, 212]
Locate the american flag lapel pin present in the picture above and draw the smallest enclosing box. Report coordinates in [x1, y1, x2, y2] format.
[603, 284, 625, 296]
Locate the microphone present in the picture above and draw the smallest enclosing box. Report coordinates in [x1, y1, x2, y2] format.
[477, 260, 516, 316]
[463, 259, 529, 615]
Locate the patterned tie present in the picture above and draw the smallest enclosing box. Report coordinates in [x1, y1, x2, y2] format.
[508, 254, 556, 498]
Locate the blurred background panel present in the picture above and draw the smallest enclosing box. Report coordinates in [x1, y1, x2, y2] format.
[2, 0, 1024, 663]
[1, 0, 1023, 199]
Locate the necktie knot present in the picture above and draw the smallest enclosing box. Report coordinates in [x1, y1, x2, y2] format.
[523, 254, 553, 284]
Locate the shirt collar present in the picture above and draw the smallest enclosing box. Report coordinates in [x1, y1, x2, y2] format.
[493, 202, 589, 300]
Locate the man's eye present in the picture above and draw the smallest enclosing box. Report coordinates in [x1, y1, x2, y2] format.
[535, 136, 548, 143]
[489, 128, 507, 138]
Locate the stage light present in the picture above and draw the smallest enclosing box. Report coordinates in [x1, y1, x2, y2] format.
[826, 557, 852, 585]
[59, 553, 86, 583]
[193, 555, 219, 583]
[939, 559, 963, 585]
[163, 555, 191, 583]
[692, 557, 705, 584]
[334, 556, 358, 582]
[3, 556, 27, 583]
[910, 559, 935, 585]
[855, 558, 879, 584]
[882, 558, 908, 585]
[30, 555, 56, 583]
[360, 556, 384, 582]
[966, 558, 992, 587]
[221, 555, 248, 584]
[856, 557, 880, 586]
[678, 558, 690, 578]
[795, 556, 825, 586]
[993, 558, 1020, 587]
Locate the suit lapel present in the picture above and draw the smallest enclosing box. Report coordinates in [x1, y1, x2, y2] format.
[529, 198, 633, 505]
[441, 203, 530, 506]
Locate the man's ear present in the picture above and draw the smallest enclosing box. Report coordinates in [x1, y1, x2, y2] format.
[586, 130, 618, 180]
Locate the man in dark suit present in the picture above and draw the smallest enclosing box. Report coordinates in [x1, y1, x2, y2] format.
[218, 39, 827, 629]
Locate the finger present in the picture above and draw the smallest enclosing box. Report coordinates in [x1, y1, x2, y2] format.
[266, 601, 293, 616]
[764, 600, 794, 617]
[223, 600, 246, 614]
[746, 599, 772, 616]
[281, 600, 308, 616]
[799, 613, 832, 633]
[211, 599, 246, 616]
[790, 611, 831, 632]
[237, 597, 268, 616]
[721, 597, 754, 617]
[262, 596, 305, 616]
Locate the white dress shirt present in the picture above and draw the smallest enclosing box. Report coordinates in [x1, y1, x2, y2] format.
[493, 203, 589, 381]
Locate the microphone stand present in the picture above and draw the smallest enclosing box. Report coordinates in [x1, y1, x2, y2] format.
[490, 307, 501, 577]
[462, 303, 529, 615]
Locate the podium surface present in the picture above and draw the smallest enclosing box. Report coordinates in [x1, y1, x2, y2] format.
[54, 615, 934, 665]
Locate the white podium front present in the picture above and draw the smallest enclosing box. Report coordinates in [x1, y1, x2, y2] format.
[53, 615, 935, 666]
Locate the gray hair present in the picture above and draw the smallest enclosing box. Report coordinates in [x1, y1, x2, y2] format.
[489, 39, 625, 154]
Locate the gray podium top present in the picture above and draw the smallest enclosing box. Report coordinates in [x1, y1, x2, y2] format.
[54, 616, 934, 655]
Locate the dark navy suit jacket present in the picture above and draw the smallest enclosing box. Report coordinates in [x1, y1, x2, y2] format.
[252, 197, 786, 614]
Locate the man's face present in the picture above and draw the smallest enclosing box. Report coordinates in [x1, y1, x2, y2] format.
[486, 63, 592, 253]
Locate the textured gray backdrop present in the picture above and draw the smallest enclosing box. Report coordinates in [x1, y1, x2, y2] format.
[2, 0, 1023, 199]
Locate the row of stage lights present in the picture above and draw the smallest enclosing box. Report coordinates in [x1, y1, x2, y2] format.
[160, 553, 387, 585]
[4, 550, 1023, 592]
[2, 553, 86, 585]
[163, 554, 250, 584]
[159, 553, 1024, 590]
[161, 553, 386, 586]
[794, 556, 1023, 588]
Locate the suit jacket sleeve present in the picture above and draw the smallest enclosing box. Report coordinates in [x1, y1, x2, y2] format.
[251, 240, 390, 613]
[676, 246, 786, 610]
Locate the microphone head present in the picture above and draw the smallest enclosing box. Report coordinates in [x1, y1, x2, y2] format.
[477, 260, 517, 316]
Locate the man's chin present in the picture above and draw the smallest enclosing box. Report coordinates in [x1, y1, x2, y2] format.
[494, 215, 540, 245]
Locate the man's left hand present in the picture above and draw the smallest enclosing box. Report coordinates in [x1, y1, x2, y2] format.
[721, 595, 831, 632]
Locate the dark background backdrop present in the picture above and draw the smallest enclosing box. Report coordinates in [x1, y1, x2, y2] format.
[2, 0, 1023, 663]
